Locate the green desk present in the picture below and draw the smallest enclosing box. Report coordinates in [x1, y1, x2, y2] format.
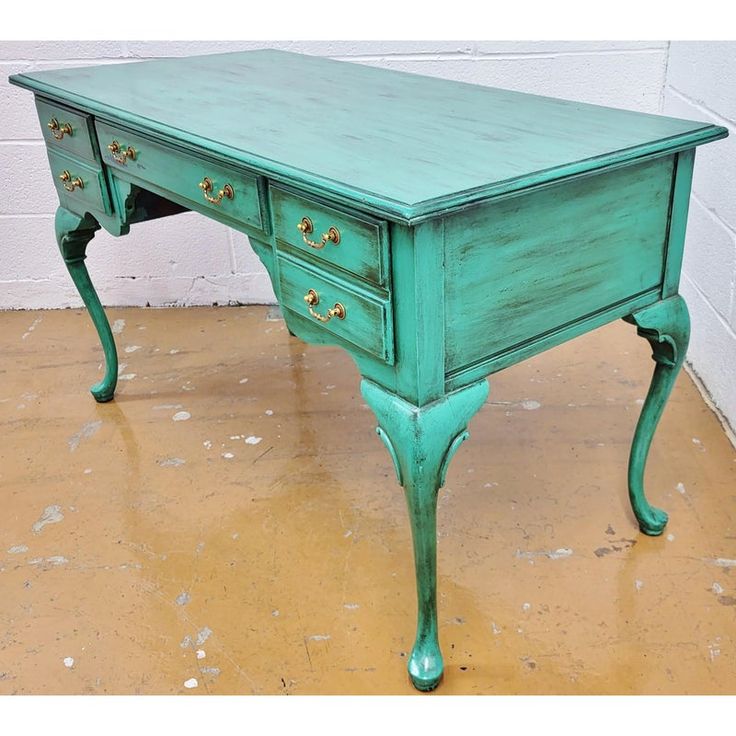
[9, 50, 728, 691]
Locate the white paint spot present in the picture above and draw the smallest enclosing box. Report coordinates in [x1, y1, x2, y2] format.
[7, 545, 28, 554]
[344, 603, 360, 610]
[180, 635, 193, 649]
[515, 548, 573, 560]
[169, 349, 180, 355]
[68, 420, 103, 451]
[172, 411, 191, 422]
[484, 482, 499, 488]
[712, 558, 736, 568]
[111, 319, 126, 334]
[272, 610, 280, 617]
[158, 457, 186, 467]
[666, 533, 675, 542]
[176, 591, 191, 606]
[692, 437, 701, 444]
[200, 667, 220, 677]
[239, 378, 249, 384]
[244, 436, 262, 445]
[153, 404, 183, 410]
[344, 530, 352, 538]
[308, 634, 331, 641]
[32, 505, 64, 534]
[63, 657, 74, 668]
[231, 533, 239, 540]
[520, 400, 541, 411]
[708, 639, 721, 661]
[118, 373, 137, 381]
[196, 627, 213, 645]
[46, 556, 68, 566]
[222, 452, 235, 459]
[676, 482, 687, 495]
[184, 678, 198, 689]
[21, 317, 43, 340]
[712, 582, 724, 595]
[196, 650, 206, 660]
[522, 602, 531, 612]
[635, 579, 644, 591]
[124, 345, 142, 353]
[229, 435, 242, 440]
[84, 468, 92, 474]
[203, 440, 212, 449]
[181, 382, 196, 391]
[492, 622, 502, 635]
[265, 410, 274, 416]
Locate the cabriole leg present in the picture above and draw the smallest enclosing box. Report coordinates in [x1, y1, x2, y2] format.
[361, 378, 489, 691]
[55, 207, 118, 403]
[623, 295, 690, 535]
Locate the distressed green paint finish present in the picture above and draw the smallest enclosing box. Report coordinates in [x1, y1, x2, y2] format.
[272, 186, 390, 286]
[9, 50, 727, 222]
[95, 120, 265, 231]
[624, 296, 691, 535]
[444, 155, 674, 373]
[361, 378, 489, 691]
[9, 50, 730, 692]
[55, 207, 117, 403]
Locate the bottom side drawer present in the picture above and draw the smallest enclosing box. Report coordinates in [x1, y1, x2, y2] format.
[278, 257, 394, 364]
[46, 148, 112, 215]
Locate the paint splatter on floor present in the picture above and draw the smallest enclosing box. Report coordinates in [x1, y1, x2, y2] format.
[31, 505, 64, 534]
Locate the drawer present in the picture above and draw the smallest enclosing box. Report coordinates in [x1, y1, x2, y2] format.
[36, 97, 97, 163]
[95, 120, 264, 230]
[272, 187, 389, 286]
[46, 149, 113, 215]
[278, 257, 394, 364]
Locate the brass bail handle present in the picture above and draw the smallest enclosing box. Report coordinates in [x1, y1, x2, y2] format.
[198, 177, 234, 205]
[59, 170, 84, 192]
[48, 117, 73, 140]
[107, 140, 136, 164]
[296, 217, 340, 249]
[303, 289, 346, 323]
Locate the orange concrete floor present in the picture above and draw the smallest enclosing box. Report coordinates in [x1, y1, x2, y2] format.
[0, 305, 735, 695]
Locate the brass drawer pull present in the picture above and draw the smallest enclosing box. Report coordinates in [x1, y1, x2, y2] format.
[296, 217, 340, 249]
[47, 117, 73, 140]
[59, 170, 84, 192]
[304, 288, 345, 323]
[198, 176, 234, 205]
[107, 140, 136, 164]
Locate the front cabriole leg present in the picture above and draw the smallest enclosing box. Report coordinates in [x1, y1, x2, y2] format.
[361, 378, 489, 691]
[55, 206, 118, 402]
[623, 295, 690, 535]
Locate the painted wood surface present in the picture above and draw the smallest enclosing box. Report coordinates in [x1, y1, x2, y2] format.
[9, 50, 727, 221]
[46, 148, 112, 216]
[272, 186, 389, 286]
[278, 256, 394, 363]
[36, 97, 98, 163]
[443, 155, 675, 373]
[95, 120, 264, 231]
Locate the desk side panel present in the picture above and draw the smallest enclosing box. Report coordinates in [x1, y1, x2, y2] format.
[443, 155, 675, 375]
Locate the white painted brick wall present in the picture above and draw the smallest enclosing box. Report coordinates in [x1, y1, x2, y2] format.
[663, 42, 736, 432]
[0, 40, 669, 311]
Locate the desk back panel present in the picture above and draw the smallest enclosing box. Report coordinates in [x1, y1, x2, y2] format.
[443, 155, 675, 374]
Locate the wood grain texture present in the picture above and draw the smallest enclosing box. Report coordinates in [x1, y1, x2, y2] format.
[10, 50, 727, 221]
[443, 155, 675, 373]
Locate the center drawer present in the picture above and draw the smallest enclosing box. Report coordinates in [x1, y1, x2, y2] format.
[95, 120, 265, 230]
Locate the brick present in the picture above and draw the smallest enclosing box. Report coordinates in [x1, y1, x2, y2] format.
[0, 144, 58, 215]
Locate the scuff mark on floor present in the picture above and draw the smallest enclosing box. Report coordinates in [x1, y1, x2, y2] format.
[68, 420, 103, 451]
[32, 505, 64, 534]
[515, 548, 573, 561]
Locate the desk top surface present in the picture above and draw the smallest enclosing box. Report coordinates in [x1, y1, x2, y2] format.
[11, 49, 727, 221]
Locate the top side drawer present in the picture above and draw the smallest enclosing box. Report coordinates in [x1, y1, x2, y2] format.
[272, 187, 389, 287]
[36, 98, 97, 163]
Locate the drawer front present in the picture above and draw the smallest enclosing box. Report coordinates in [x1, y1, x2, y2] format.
[95, 120, 264, 230]
[278, 257, 394, 363]
[272, 188, 388, 286]
[47, 149, 112, 215]
[36, 98, 97, 162]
